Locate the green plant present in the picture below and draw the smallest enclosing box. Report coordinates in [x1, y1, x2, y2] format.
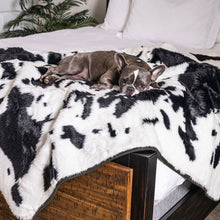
[1, 0, 98, 38]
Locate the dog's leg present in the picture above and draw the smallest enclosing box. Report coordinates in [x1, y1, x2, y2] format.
[40, 66, 58, 83]
[90, 83, 113, 90]
[41, 65, 87, 84]
[43, 74, 62, 84]
[90, 69, 117, 90]
[43, 73, 89, 84]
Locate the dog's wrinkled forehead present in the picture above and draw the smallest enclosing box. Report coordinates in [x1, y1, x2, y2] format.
[133, 69, 139, 82]
[120, 66, 151, 83]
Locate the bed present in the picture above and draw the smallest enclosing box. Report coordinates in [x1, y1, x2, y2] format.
[0, 0, 219, 219]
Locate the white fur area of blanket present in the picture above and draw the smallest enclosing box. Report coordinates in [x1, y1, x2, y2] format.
[0, 46, 219, 220]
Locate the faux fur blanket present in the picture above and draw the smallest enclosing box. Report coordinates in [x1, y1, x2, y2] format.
[0, 46, 220, 219]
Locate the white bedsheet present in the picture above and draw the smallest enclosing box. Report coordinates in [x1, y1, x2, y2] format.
[0, 26, 220, 54]
[0, 27, 152, 52]
[0, 26, 219, 202]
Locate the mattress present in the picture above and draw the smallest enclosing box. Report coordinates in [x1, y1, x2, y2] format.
[153, 181, 191, 220]
[0, 26, 219, 203]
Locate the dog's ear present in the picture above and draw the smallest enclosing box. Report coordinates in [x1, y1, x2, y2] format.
[114, 53, 128, 72]
[150, 65, 165, 81]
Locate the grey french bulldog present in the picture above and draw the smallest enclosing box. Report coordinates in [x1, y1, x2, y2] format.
[40, 51, 165, 96]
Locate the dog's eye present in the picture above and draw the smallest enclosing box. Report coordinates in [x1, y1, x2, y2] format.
[121, 79, 127, 84]
[139, 84, 146, 90]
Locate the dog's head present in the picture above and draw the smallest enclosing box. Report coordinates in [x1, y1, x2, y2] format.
[114, 53, 165, 96]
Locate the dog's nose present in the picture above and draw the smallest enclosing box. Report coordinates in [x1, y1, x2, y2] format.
[126, 86, 135, 96]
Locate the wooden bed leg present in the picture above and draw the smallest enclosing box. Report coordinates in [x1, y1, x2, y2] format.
[114, 150, 157, 220]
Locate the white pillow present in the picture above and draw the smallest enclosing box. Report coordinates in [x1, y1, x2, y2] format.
[122, 0, 220, 49]
[100, 0, 131, 32]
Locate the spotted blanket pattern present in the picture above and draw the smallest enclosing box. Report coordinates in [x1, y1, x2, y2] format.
[0, 46, 220, 219]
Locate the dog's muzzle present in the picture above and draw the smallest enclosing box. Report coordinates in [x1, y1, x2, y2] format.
[126, 86, 136, 96]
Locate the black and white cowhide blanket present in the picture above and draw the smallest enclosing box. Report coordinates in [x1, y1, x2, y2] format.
[0, 46, 220, 219]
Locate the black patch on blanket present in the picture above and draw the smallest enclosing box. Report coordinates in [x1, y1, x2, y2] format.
[178, 126, 196, 161]
[51, 143, 55, 150]
[125, 127, 130, 134]
[136, 51, 143, 58]
[158, 81, 166, 87]
[113, 96, 136, 118]
[167, 89, 198, 147]
[0, 98, 3, 104]
[160, 110, 170, 129]
[98, 90, 119, 108]
[179, 62, 220, 117]
[191, 53, 220, 62]
[36, 95, 44, 102]
[137, 89, 165, 103]
[48, 52, 62, 64]
[54, 79, 66, 88]
[167, 92, 185, 113]
[0, 83, 4, 90]
[43, 157, 57, 191]
[213, 145, 220, 169]
[64, 79, 93, 88]
[65, 81, 76, 88]
[211, 153, 214, 165]
[0, 47, 44, 62]
[164, 86, 176, 91]
[212, 130, 217, 136]
[11, 183, 22, 206]
[143, 118, 159, 125]
[0, 87, 53, 180]
[1, 62, 16, 80]
[168, 90, 198, 146]
[150, 48, 193, 67]
[61, 126, 85, 149]
[107, 123, 116, 137]
[74, 91, 94, 120]
[37, 66, 48, 75]
[22, 78, 30, 85]
[98, 89, 165, 118]
[92, 129, 102, 134]
[64, 91, 94, 119]
[7, 168, 10, 175]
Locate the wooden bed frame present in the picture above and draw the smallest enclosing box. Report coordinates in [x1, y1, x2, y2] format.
[114, 151, 219, 220]
[0, 150, 218, 219]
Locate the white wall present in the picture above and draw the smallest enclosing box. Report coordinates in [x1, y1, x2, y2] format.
[0, 0, 21, 33]
[86, 0, 106, 23]
[0, 0, 20, 11]
[52, 0, 107, 23]
[0, 0, 107, 33]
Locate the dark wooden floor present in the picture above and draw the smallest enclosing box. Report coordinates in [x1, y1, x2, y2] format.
[205, 203, 220, 220]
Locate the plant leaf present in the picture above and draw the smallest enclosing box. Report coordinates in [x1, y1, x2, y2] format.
[2, 0, 97, 38]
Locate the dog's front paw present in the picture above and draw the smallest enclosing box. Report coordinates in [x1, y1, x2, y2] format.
[90, 84, 105, 90]
[40, 75, 46, 83]
[43, 76, 50, 84]
[42, 76, 58, 84]
[158, 87, 165, 91]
